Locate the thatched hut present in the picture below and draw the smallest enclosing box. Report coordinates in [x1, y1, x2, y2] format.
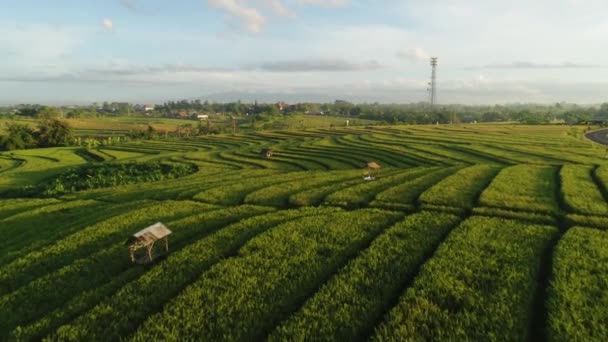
[364, 162, 381, 181]
[126, 222, 172, 264]
[367, 162, 381, 170]
[260, 147, 273, 158]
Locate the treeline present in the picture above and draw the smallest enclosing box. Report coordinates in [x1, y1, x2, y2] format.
[156, 100, 608, 124]
[0, 119, 72, 151]
[3, 100, 608, 125]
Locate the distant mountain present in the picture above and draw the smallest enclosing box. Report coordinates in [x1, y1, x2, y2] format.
[200, 92, 339, 104]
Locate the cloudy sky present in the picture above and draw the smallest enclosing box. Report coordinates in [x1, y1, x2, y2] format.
[1, 0, 607, 105]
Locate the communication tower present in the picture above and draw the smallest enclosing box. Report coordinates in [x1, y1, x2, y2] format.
[429, 57, 438, 107]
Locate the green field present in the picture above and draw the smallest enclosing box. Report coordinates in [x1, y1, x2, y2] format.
[0, 114, 377, 137]
[2, 124, 608, 341]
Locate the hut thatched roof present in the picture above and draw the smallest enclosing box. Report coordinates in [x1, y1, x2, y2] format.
[127, 222, 171, 245]
[367, 162, 381, 170]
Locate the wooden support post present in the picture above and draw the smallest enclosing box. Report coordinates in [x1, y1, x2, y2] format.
[147, 243, 153, 262]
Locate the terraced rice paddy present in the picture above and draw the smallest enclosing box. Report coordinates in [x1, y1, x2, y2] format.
[1, 124, 608, 341]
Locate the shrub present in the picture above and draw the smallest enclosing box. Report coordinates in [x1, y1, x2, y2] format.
[39, 161, 198, 195]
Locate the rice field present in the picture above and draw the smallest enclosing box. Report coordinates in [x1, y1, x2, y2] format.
[1, 123, 608, 341]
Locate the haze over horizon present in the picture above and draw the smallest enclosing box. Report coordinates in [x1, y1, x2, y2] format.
[1, 0, 607, 105]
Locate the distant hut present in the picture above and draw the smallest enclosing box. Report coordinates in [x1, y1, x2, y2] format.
[260, 147, 273, 158]
[126, 222, 172, 264]
[364, 162, 381, 181]
[367, 162, 381, 170]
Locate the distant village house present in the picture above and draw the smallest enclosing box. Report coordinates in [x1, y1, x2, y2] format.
[276, 102, 289, 111]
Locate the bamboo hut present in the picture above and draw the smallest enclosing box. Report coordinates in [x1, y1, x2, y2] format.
[260, 147, 273, 158]
[127, 222, 172, 264]
[364, 162, 381, 181]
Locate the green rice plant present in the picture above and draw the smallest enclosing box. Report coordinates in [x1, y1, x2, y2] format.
[0, 155, 21, 174]
[506, 144, 598, 164]
[130, 209, 402, 342]
[455, 144, 561, 164]
[324, 168, 434, 209]
[0, 205, 273, 338]
[565, 214, 608, 229]
[333, 135, 415, 167]
[419, 164, 502, 209]
[478, 164, 559, 214]
[220, 151, 302, 171]
[0, 201, 214, 296]
[372, 216, 558, 341]
[269, 211, 461, 341]
[280, 147, 361, 169]
[0, 148, 87, 189]
[0, 200, 148, 265]
[10, 267, 145, 342]
[48, 208, 335, 342]
[547, 227, 608, 341]
[417, 204, 466, 215]
[193, 171, 312, 205]
[244, 170, 362, 207]
[96, 147, 146, 160]
[288, 145, 373, 167]
[482, 144, 572, 165]
[265, 152, 329, 171]
[560, 165, 608, 215]
[0, 198, 61, 220]
[472, 207, 556, 225]
[370, 166, 460, 210]
[594, 164, 608, 193]
[288, 177, 377, 207]
[73, 169, 267, 203]
[353, 136, 443, 166]
[408, 143, 500, 164]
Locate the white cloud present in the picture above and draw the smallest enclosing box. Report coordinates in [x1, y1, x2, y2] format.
[263, 0, 293, 16]
[397, 47, 430, 63]
[102, 18, 113, 31]
[297, 0, 349, 7]
[207, 0, 350, 33]
[0, 23, 83, 68]
[256, 59, 381, 72]
[472, 62, 602, 70]
[208, 0, 266, 33]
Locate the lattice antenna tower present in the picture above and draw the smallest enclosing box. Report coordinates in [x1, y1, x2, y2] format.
[428, 57, 438, 108]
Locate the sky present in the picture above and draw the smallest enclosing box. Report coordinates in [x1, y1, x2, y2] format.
[1, 0, 608, 105]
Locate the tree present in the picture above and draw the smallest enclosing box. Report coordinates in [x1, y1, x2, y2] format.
[267, 105, 281, 116]
[145, 125, 157, 140]
[36, 119, 73, 147]
[482, 112, 502, 122]
[66, 109, 84, 119]
[36, 106, 62, 120]
[597, 103, 608, 118]
[0, 123, 37, 150]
